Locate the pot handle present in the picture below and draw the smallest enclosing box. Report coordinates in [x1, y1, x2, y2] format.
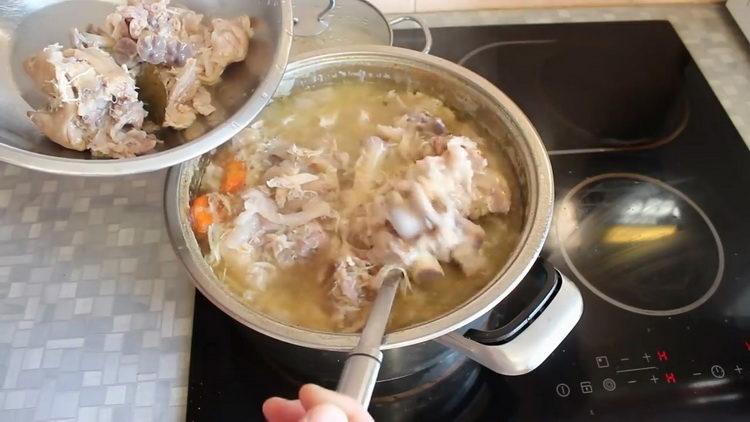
[436, 260, 583, 375]
[388, 16, 433, 54]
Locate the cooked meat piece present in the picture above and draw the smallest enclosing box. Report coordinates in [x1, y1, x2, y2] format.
[385, 191, 426, 240]
[346, 135, 510, 285]
[24, 45, 68, 99]
[254, 142, 344, 209]
[364, 230, 402, 263]
[137, 32, 194, 67]
[331, 254, 372, 313]
[159, 58, 216, 129]
[238, 189, 331, 228]
[223, 211, 266, 250]
[471, 172, 512, 217]
[71, 47, 137, 98]
[82, 0, 256, 130]
[345, 136, 387, 210]
[266, 172, 318, 192]
[112, 38, 139, 67]
[89, 127, 158, 158]
[199, 16, 253, 85]
[100, 9, 131, 41]
[28, 103, 86, 151]
[24, 44, 157, 157]
[428, 135, 448, 155]
[387, 205, 427, 240]
[451, 219, 487, 276]
[70, 28, 114, 50]
[192, 86, 214, 115]
[222, 166, 335, 251]
[452, 243, 487, 276]
[97, 0, 199, 67]
[329, 259, 411, 327]
[378, 110, 450, 161]
[266, 222, 329, 266]
[376, 124, 404, 142]
[411, 253, 444, 283]
[406, 111, 447, 135]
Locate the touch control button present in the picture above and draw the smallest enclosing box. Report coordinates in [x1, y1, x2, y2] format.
[556, 383, 571, 397]
[711, 365, 726, 379]
[596, 356, 610, 368]
[602, 378, 617, 392]
[580, 381, 593, 394]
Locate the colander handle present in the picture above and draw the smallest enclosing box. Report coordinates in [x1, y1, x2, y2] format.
[436, 260, 583, 376]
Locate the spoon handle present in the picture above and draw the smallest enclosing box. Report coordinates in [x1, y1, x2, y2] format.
[336, 270, 402, 407]
[336, 352, 382, 408]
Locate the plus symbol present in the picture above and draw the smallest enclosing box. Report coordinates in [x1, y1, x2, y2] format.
[649, 375, 659, 384]
[734, 365, 743, 374]
[643, 353, 652, 363]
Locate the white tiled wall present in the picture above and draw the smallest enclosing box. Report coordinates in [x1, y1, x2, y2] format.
[369, 0, 416, 13]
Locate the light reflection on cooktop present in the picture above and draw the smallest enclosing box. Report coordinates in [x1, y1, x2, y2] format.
[556, 173, 724, 315]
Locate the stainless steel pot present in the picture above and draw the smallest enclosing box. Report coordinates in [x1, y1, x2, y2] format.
[0, 0, 292, 176]
[291, 0, 431, 57]
[165, 45, 583, 379]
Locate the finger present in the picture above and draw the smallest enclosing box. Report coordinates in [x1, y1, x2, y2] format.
[298, 384, 374, 422]
[262, 397, 306, 422]
[302, 403, 348, 422]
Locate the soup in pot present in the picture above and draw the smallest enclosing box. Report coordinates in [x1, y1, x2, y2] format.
[190, 81, 523, 332]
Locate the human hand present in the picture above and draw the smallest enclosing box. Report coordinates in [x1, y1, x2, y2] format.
[262, 384, 374, 422]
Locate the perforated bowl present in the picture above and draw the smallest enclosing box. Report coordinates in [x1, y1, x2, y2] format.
[0, 0, 292, 176]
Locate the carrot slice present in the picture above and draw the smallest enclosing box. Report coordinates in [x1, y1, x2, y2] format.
[190, 194, 213, 236]
[221, 160, 246, 193]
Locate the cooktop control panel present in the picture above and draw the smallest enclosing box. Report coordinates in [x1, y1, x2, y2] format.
[548, 341, 749, 400]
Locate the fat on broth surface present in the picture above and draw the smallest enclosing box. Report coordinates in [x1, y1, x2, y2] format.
[195, 80, 524, 332]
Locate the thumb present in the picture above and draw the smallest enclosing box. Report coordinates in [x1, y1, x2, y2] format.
[302, 403, 348, 422]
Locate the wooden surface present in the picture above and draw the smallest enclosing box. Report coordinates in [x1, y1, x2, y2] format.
[370, 0, 724, 14]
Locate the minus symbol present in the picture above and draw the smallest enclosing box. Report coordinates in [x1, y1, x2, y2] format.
[693, 372, 702, 376]
[620, 358, 630, 361]
[627, 380, 637, 384]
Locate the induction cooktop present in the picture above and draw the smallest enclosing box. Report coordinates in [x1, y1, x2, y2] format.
[187, 21, 750, 421]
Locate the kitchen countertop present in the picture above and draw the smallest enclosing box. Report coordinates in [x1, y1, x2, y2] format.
[0, 4, 747, 422]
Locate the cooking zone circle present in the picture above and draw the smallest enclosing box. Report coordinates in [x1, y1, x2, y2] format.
[556, 173, 724, 316]
[456, 38, 690, 154]
[537, 45, 690, 149]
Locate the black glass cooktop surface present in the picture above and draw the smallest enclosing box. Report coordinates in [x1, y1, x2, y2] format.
[187, 21, 750, 421]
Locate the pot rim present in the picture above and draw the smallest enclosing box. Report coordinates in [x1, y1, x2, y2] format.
[165, 45, 554, 351]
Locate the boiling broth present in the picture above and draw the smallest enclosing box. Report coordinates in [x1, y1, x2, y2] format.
[198, 81, 524, 332]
